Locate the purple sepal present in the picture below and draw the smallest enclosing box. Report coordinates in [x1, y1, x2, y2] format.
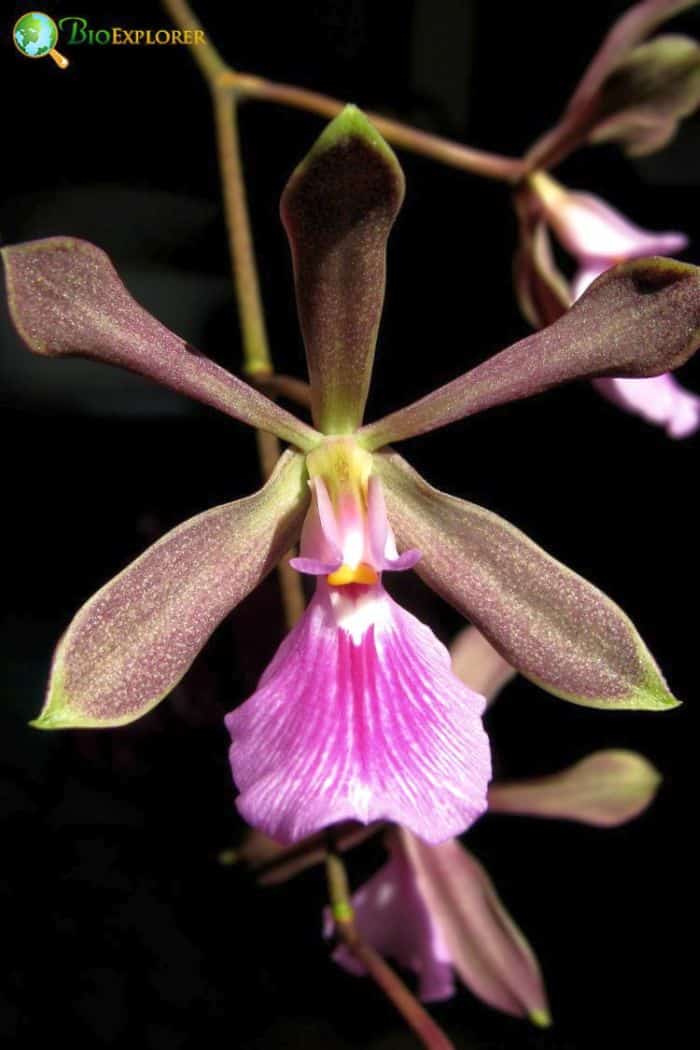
[1, 237, 320, 451]
[359, 255, 700, 449]
[375, 451, 678, 710]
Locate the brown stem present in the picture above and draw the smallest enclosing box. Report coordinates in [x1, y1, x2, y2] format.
[163, 0, 523, 183]
[325, 836, 455, 1050]
[161, 0, 227, 81]
[162, 0, 305, 629]
[162, 0, 270, 374]
[253, 821, 386, 886]
[255, 373, 313, 411]
[212, 90, 272, 376]
[230, 72, 524, 183]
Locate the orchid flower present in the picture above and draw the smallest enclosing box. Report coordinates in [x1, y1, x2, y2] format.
[520, 170, 700, 438]
[4, 106, 699, 848]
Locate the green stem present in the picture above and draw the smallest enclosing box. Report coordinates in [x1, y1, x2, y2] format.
[162, 0, 305, 631]
[325, 835, 456, 1050]
[231, 71, 524, 183]
[161, 0, 227, 80]
[212, 90, 273, 376]
[162, 0, 271, 376]
[163, 0, 523, 184]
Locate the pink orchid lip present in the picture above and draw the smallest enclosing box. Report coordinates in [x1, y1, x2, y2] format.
[226, 578, 491, 845]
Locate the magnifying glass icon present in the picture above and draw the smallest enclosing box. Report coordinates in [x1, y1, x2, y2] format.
[13, 12, 70, 69]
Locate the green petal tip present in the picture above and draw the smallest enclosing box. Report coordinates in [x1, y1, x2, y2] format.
[303, 103, 400, 170]
[29, 672, 76, 730]
[29, 711, 74, 731]
[632, 684, 681, 712]
[529, 1008, 552, 1028]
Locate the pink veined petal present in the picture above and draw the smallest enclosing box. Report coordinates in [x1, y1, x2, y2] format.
[325, 838, 455, 1002]
[226, 581, 491, 845]
[547, 191, 687, 261]
[593, 373, 700, 438]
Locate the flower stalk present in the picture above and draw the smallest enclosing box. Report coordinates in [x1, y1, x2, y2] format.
[162, 0, 523, 184]
[229, 71, 525, 183]
[162, 0, 305, 627]
[325, 834, 456, 1050]
[212, 89, 272, 378]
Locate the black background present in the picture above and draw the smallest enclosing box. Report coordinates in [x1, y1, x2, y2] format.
[1, 2, 698, 1047]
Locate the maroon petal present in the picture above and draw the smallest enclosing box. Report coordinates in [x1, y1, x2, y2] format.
[33, 451, 308, 729]
[375, 452, 677, 710]
[359, 256, 700, 449]
[281, 106, 404, 434]
[2, 238, 320, 451]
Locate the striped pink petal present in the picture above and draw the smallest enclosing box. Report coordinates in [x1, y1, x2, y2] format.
[226, 581, 490, 844]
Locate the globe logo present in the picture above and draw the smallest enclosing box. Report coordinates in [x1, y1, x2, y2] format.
[13, 11, 69, 68]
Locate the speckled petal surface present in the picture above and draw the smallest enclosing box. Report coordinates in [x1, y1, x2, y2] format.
[227, 581, 490, 844]
[488, 750, 661, 827]
[376, 451, 677, 710]
[1, 237, 320, 451]
[359, 256, 700, 449]
[281, 106, 404, 434]
[34, 451, 308, 729]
